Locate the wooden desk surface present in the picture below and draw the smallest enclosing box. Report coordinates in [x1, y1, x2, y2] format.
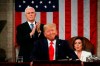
[84, 61, 100, 66]
[0, 62, 30, 66]
[32, 60, 82, 66]
[0, 60, 81, 66]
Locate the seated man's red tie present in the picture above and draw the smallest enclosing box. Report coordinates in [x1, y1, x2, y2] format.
[49, 41, 54, 60]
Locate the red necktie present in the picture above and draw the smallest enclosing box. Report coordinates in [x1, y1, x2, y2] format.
[49, 41, 54, 61]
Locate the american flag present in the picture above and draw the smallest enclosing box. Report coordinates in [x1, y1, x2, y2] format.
[15, 0, 97, 53]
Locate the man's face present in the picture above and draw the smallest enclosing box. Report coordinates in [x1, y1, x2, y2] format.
[25, 8, 36, 22]
[44, 27, 57, 41]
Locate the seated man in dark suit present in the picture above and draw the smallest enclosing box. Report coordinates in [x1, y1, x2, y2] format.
[30, 23, 78, 61]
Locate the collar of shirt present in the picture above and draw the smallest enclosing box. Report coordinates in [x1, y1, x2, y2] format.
[47, 39, 56, 47]
[28, 21, 36, 27]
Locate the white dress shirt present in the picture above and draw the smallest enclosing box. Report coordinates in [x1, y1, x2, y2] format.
[28, 21, 36, 29]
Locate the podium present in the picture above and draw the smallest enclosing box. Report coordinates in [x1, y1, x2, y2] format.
[32, 60, 81, 66]
[0, 60, 81, 66]
[1, 60, 100, 66]
[84, 61, 100, 66]
[0, 62, 30, 66]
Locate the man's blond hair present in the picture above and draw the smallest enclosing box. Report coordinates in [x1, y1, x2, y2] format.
[43, 23, 57, 31]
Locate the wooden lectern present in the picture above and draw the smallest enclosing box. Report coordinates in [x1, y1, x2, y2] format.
[32, 60, 81, 66]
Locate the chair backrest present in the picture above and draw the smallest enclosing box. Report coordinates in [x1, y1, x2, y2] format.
[68, 36, 94, 54]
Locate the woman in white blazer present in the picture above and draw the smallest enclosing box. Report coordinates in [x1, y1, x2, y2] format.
[72, 36, 92, 62]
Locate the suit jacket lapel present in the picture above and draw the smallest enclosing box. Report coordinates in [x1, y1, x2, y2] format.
[43, 39, 48, 51]
[43, 39, 49, 60]
[55, 38, 60, 60]
[24, 21, 32, 31]
[25, 21, 36, 31]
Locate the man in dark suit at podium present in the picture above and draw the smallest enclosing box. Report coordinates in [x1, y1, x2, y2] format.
[30, 23, 78, 61]
[16, 6, 44, 62]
